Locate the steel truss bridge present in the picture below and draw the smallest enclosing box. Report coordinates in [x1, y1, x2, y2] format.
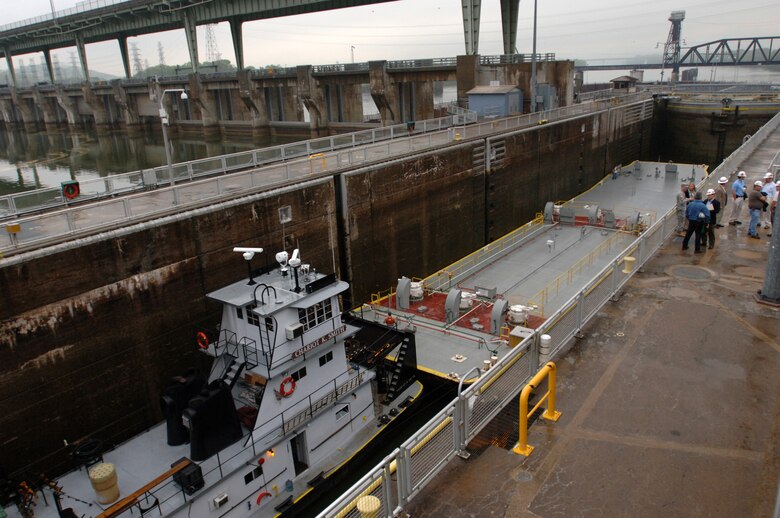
[578, 37, 780, 72]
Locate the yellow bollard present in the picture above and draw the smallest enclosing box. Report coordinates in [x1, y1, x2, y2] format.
[513, 362, 562, 457]
[622, 256, 636, 274]
[455, 132, 461, 140]
[356, 495, 381, 518]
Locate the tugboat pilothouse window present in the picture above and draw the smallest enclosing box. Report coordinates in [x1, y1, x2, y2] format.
[298, 299, 333, 331]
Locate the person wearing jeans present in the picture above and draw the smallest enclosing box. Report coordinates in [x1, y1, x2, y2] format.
[747, 181, 766, 239]
[682, 192, 709, 253]
[729, 171, 747, 225]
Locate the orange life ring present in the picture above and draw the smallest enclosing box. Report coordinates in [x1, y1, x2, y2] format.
[279, 376, 296, 397]
[196, 332, 209, 350]
[62, 182, 80, 200]
[256, 491, 272, 505]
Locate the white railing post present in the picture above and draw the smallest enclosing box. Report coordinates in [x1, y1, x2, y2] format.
[122, 198, 132, 218]
[382, 461, 394, 518]
[610, 260, 619, 300]
[575, 291, 584, 333]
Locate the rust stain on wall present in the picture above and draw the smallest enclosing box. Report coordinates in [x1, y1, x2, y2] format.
[0, 262, 182, 350]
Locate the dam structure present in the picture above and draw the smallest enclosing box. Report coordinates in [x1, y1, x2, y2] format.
[1, 76, 779, 515]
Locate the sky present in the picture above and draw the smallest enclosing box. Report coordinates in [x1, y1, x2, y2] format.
[2, 0, 780, 78]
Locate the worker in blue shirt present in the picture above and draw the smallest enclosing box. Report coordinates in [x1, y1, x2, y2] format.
[728, 171, 747, 225]
[682, 191, 710, 253]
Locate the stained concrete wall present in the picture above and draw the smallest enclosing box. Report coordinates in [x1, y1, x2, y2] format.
[651, 100, 776, 167]
[0, 180, 341, 477]
[0, 102, 651, 479]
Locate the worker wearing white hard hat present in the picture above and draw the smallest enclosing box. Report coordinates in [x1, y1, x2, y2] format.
[702, 188, 721, 249]
[714, 177, 729, 227]
[729, 172, 748, 225]
[761, 174, 777, 230]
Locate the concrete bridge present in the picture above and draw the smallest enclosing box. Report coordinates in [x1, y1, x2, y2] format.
[0, 54, 572, 138]
[0, 0, 521, 82]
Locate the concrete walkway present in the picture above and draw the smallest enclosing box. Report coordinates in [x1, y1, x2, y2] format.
[405, 154, 780, 515]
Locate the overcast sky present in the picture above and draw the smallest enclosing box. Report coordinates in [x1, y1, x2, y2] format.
[2, 0, 779, 77]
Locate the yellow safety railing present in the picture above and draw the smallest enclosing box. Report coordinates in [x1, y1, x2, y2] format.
[512, 362, 561, 457]
[421, 215, 545, 292]
[527, 230, 626, 315]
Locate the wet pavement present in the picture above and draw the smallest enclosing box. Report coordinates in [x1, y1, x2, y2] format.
[405, 178, 780, 514]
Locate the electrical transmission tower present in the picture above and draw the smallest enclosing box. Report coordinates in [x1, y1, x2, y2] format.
[130, 42, 144, 76]
[157, 42, 166, 66]
[69, 51, 78, 81]
[662, 10, 685, 83]
[53, 54, 61, 82]
[204, 24, 221, 66]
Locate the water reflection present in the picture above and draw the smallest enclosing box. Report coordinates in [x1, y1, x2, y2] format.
[0, 128, 300, 196]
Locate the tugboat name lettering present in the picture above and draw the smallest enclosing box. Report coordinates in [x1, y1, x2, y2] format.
[293, 325, 346, 358]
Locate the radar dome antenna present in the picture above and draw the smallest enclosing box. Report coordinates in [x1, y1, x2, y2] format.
[275, 251, 289, 276]
[233, 247, 264, 285]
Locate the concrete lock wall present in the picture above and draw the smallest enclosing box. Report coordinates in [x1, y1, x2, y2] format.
[0, 180, 341, 477]
[0, 103, 654, 478]
[651, 100, 775, 166]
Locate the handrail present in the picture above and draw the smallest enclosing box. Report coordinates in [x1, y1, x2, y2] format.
[319, 117, 780, 518]
[512, 361, 561, 456]
[97, 458, 192, 518]
[0, 111, 473, 221]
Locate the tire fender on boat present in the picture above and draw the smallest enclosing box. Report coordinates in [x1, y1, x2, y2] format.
[279, 376, 296, 397]
[196, 332, 209, 349]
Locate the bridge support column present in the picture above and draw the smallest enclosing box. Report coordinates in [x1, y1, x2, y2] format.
[31, 87, 59, 130]
[55, 85, 81, 128]
[297, 65, 327, 136]
[369, 60, 398, 125]
[4, 48, 16, 87]
[500, 0, 520, 54]
[43, 49, 56, 82]
[112, 80, 141, 133]
[75, 33, 90, 83]
[230, 18, 244, 71]
[188, 74, 220, 137]
[456, 54, 479, 108]
[237, 70, 269, 139]
[462, 0, 481, 55]
[82, 85, 111, 128]
[117, 35, 132, 79]
[182, 11, 200, 74]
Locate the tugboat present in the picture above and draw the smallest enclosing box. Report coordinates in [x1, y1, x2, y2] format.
[4, 247, 422, 518]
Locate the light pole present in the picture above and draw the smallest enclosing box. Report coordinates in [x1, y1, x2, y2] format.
[530, 0, 538, 113]
[155, 84, 188, 186]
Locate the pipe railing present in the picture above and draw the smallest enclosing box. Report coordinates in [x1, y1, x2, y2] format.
[0, 109, 475, 221]
[319, 119, 780, 517]
[1, 100, 662, 257]
[512, 361, 561, 456]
